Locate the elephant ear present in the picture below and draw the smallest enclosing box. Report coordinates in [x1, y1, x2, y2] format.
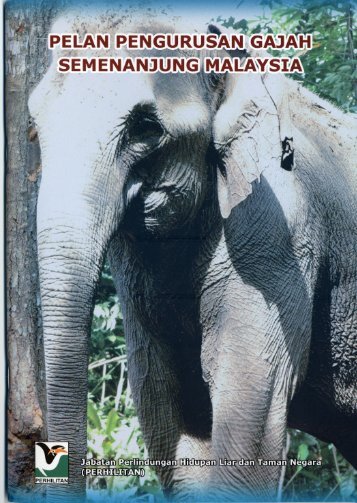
[216, 144, 260, 219]
[209, 24, 292, 218]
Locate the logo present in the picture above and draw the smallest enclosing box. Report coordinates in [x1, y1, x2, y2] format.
[35, 441, 69, 484]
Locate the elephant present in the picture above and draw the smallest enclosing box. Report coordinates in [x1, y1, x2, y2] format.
[29, 12, 357, 503]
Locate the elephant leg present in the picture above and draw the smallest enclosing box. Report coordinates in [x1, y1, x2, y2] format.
[173, 435, 212, 501]
[210, 355, 290, 501]
[202, 282, 310, 501]
[124, 310, 211, 500]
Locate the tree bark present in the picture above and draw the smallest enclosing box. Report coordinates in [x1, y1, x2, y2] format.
[5, 1, 61, 499]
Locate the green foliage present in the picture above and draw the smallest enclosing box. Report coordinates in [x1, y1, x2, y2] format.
[87, 398, 160, 498]
[216, 0, 357, 111]
[283, 430, 357, 500]
[89, 261, 126, 407]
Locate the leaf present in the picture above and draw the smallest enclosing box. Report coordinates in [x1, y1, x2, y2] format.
[233, 19, 248, 31]
[298, 443, 309, 461]
[87, 400, 101, 430]
[301, 433, 317, 447]
[338, 65, 353, 73]
[106, 408, 119, 436]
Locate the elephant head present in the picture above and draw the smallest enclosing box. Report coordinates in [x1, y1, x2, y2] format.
[29, 14, 220, 500]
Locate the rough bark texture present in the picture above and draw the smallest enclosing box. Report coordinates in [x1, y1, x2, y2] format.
[5, 1, 60, 498]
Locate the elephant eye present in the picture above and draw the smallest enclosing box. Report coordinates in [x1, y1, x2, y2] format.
[124, 104, 164, 145]
[129, 116, 163, 142]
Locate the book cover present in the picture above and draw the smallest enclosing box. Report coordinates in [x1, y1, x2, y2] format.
[5, 0, 357, 502]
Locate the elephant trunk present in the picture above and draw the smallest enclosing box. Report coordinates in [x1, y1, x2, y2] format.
[37, 194, 115, 499]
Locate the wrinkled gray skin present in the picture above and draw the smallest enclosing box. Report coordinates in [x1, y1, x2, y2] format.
[30, 14, 357, 503]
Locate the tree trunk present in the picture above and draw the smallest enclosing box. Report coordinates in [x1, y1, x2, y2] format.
[5, 1, 61, 499]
